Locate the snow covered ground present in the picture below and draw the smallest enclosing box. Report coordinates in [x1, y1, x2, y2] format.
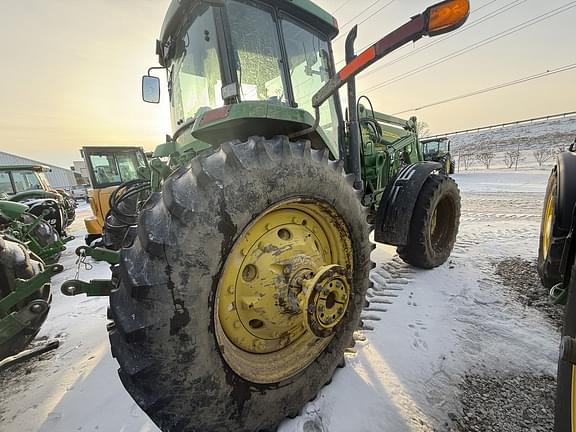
[0, 171, 560, 432]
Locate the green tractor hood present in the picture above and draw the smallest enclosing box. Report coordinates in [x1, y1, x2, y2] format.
[0, 200, 29, 221]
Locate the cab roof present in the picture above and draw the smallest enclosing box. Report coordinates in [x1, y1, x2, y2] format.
[160, 0, 339, 46]
[0, 165, 50, 172]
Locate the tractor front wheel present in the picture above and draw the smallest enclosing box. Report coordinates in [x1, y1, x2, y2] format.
[398, 174, 461, 269]
[108, 136, 371, 432]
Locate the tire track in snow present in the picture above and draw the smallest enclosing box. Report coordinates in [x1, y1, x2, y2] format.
[362, 256, 416, 331]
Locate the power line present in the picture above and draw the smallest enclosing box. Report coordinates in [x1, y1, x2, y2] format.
[361, 1, 576, 94]
[392, 63, 576, 116]
[332, 0, 350, 15]
[334, 0, 507, 66]
[334, 0, 385, 37]
[358, 0, 528, 80]
[333, 1, 395, 42]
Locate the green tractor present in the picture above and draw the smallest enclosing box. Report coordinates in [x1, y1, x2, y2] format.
[0, 200, 72, 263]
[421, 136, 456, 174]
[0, 165, 76, 236]
[0, 232, 63, 360]
[63, 0, 469, 430]
[537, 138, 576, 431]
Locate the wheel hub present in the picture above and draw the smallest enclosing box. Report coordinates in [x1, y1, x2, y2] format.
[303, 265, 351, 338]
[215, 199, 353, 383]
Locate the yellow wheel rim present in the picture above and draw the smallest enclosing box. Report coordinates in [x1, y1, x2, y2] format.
[214, 198, 353, 384]
[542, 191, 555, 259]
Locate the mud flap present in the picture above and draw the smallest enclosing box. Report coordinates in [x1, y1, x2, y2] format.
[557, 151, 576, 232]
[374, 161, 442, 246]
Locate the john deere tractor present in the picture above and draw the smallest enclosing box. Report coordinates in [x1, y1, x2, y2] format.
[421, 136, 455, 174]
[0, 228, 63, 360]
[0, 200, 71, 263]
[62, 1, 469, 430]
[0, 165, 76, 236]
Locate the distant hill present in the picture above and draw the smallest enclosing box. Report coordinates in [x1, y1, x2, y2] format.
[448, 116, 576, 154]
[439, 116, 576, 171]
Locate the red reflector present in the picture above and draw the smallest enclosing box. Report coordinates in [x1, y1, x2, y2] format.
[339, 47, 376, 81]
[200, 106, 231, 125]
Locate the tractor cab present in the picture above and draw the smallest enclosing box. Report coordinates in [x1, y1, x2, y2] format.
[81, 146, 149, 243]
[421, 137, 451, 160]
[421, 137, 455, 174]
[0, 165, 52, 196]
[144, 0, 342, 156]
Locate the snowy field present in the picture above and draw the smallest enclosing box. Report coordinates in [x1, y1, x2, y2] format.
[0, 171, 559, 432]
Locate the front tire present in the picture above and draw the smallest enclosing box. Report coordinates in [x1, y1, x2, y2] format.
[109, 136, 371, 432]
[398, 173, 461, 269]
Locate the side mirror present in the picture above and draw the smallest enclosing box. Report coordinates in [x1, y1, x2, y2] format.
[142, 75, 160, 104]
[425, 0, 470, 36]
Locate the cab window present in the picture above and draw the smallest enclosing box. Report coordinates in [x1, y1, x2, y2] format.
[0, 172, 13, 194]
[12, 171, 43, 193]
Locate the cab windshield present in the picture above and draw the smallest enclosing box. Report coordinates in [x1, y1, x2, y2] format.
[88, 152, 147, 187]
[12, 171, 44, 193]
[423, 140, 449, 157]
[168, 6, 223, 129]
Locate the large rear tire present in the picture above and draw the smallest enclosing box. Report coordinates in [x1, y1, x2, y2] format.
[538, 168, 565, 288]
[108, 136, 371, 432]
[555, 260, 576, 432]
[0, 236, 51, 360]
[398, 173, 461, 269]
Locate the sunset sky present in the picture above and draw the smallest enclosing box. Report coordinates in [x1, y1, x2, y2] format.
[0, 0, 574, 168]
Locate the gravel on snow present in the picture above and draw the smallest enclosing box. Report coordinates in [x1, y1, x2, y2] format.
[495, 257, 564, 328]
[448, 373, 555, 432]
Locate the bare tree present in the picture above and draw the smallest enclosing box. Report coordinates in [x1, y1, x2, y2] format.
[476, 151, 496, 169]
[503, 149, 523, 170]
[533, 149, 554, 167]
[417, 121, 430, 138]
[503, 151, 516, 169]
[460, 153, 475, 171]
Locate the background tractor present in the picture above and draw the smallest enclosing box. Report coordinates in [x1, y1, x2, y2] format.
[0, 200, 71, 263]
[421, 136, 456, 174]
[537, 138, 576, 432]
[81, 146, 150, 247]
[62, 1, 469, 430]
[0, 231, 63, 360]
[0, 165, 76, 236]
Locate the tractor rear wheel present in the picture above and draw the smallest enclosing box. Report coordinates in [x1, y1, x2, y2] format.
[555, 259, 576, 432]
[398, 174, 460, 269]
[108, 136, 371, 432]
[538, 168, 564, 288]
[0, 236, 51, 359]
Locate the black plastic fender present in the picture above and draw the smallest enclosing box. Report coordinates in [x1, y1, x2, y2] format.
[374, 161, 442, 246]
[556, 151, 576, 233]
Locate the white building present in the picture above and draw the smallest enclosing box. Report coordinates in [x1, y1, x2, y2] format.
[0, 150, 77, 190]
